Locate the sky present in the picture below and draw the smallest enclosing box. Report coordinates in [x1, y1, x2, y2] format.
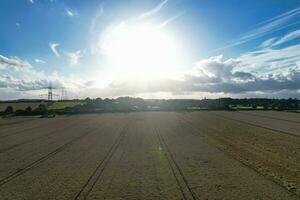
[1, 0, 300, 100]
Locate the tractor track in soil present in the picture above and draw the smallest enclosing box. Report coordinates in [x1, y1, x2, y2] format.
[153, 123, 198, 200]
[0, 127, 94, 187]
[73, 121, 131, 200]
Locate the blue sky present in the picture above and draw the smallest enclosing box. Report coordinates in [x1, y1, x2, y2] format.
[1, 0, 300, 99]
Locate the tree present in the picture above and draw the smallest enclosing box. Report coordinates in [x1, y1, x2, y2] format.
[262, 104, 268, 110]
[35, 104, 47, 114]
[4, 106, 14, 114]
[25, 106, 32, 112]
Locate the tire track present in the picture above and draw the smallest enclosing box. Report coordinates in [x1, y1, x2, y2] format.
[153, 122, 198, 200]
[213, 112, 300, 138]
[0, 128, 93, 187]
[236, 111, 300, 124]
[73, 121, 130, 200]
[102, 135, 128, 199]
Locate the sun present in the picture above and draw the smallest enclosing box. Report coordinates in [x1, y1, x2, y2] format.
[99, 22, 180, 79]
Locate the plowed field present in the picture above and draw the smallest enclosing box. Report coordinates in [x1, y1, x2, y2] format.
[0, 112, 299, 199]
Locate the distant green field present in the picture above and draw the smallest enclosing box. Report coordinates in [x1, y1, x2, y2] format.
[0, 101, 85, 112]
[47, 101, 85, 109]
[231, 105, 265, 110]
[0, 102, 48, 112]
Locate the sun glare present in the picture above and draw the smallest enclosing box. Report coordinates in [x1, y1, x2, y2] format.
[100, 23, 180, 79]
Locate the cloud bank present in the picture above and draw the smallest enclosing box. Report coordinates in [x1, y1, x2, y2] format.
[99, 55, 300, 96]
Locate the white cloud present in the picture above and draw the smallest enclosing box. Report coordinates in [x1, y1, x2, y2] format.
[238, 43, 300, 73]
[65, 8, 77, 17]
[260, 29, 300, 48]
[89, 4, 104, 34]
[92, 0, 182, 57]
[2, 51, 300, 99]
[35, 59, 46, 64]
[0, 55, 31, 69]
[85, 3, 300, 98]
[28, 0, 34, 4]
[0, 54, 95, 99]
[94, 55, 300, 96]
[217, 6, 300, 50]
[156, 11, 184, 29]
[260, 37, 277, 47]
[272, 29, 300, 46]
[49, 42, 60, 57]
[90, 0, 177, 39]
[66, 50, 81, 65]
[140, 0, 168, 19]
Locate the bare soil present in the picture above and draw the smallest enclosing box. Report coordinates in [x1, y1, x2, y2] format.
[0, 112, 299, 199]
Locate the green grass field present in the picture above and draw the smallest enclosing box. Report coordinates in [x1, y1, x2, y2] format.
[47, 101, 85, 109]
[231, 105, 265, 110]
[0, 102, 47, 112]
[0, 101, 85, 112]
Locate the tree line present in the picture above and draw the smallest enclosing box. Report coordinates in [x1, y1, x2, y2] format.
[1, 97, 299, 117]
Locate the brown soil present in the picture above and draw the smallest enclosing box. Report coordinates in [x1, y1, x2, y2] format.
[0, 112, 299, 199]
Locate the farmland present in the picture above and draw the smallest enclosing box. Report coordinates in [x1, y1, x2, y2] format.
[0, 102, 47, 112]
[0, 111, 299, 199]
[0, 101, 83, 112]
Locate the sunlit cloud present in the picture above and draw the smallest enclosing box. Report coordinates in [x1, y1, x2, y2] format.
[66, 50, 81, 65]
[92, 0, 184, 80]
[28, 0, 34, 4]
[49, 42, 60, 57]
[139, 0, 168, 19]
[89, 4, 104, 34]
[156, 11, 184, 29]
[92, 55, 300, 97]
[98, 22, 180, 79]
